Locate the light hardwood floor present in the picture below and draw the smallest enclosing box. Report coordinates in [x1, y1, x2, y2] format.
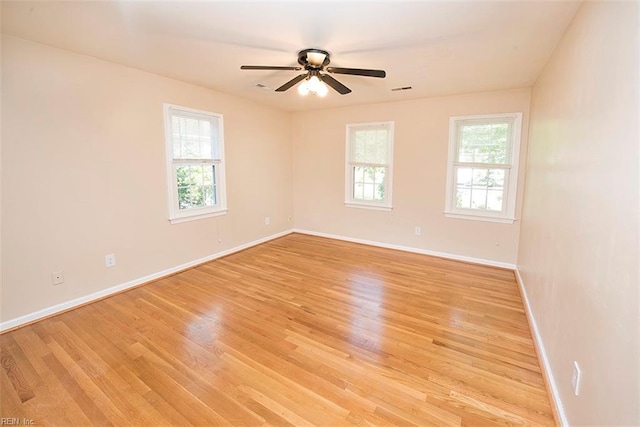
[1, 233, 555, 425]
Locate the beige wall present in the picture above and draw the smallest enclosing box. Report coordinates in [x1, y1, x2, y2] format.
[0, 31, 3, 316]
[1, 36, 293, 323]
[292, 89, 531, 265]
[519, 2, 639, 425]
[4, 9, 638, 421]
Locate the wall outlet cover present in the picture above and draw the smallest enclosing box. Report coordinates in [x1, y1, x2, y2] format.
[105, 253, 116, 268]
[51, 271, 64, 285]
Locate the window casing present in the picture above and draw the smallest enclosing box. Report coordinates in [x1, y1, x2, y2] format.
[345, 122, 394, 211]
[164, 104, 227, 224]
[445, 113, 522, 223]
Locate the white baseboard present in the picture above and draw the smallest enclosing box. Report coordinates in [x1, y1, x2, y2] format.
[0, 229, 293, 332]
[1, 228, 516, 332]
[293, 228, 517, 270]
[514, 269, 568, 426]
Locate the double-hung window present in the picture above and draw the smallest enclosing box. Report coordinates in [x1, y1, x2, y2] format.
[345, 122, 394, 210]
[164, 104, 227, 224]
[445, 113, 522, 223]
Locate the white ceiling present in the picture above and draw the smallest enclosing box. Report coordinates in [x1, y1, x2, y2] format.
[1, 1, 581, 112]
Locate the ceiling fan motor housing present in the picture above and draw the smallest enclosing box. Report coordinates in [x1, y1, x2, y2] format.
[298, 48, 331, 69]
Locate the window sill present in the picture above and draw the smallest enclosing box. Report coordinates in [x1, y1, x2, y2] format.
[169, 209, 228, 224]
[345, 202, 393, 212]
[444, 212, 515, 224]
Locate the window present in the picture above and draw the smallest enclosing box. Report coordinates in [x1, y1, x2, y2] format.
[445, 113, 522, 223]
[345, 122, 394, 210]
[164, 104, 227, 223]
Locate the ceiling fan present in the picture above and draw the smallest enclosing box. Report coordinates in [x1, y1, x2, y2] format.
[241, 48, 386, 96]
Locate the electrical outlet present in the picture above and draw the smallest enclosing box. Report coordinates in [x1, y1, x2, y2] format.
[414, 226, 421, 236]
[51, 271, 64, 285]
[572, 361, 582, 396]
[265, 216, 270, 225]
[105, 253, 116, 268]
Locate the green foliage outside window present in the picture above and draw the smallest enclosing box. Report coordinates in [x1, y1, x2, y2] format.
[177, 165, 215, 210]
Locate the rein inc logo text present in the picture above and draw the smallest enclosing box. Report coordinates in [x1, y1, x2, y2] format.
[0, 419, 34, 425]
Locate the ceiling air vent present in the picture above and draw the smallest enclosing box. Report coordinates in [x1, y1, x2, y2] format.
[391, 86, 412, 92]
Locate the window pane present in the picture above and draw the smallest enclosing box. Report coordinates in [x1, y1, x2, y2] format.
[203, 184, 216, 207]
[458, 147, 475, 162]
[471, 188, 488, 210]
[363, 183, 375, 199]
[354, 166, 365, 185]
[200, 120, 212, 158]
[458, 122, 510, 164]
[456, 188, 471, 209]
[176, 165, 216, 210]
[354, 183, 364, 199]
[487, 169, 505, 188]
[363, 166, 375, 183]
[184, 118, 201, 158]
[487, 190, 504, 211]
[375, 167, 386, 201]
[457, 168, 472, 186]
[472, 168, 489, 186]
[172, 116, 185, 158]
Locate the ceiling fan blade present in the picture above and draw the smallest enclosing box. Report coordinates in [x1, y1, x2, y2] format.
[241, 65, 302, 71]
[326, 67, 386, 78]
[320, 74, 352, 95]
[275, 74, 308, 92]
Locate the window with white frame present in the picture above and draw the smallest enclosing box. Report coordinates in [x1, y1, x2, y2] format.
[164, 104, 227, 224]
[445, 113, 522, 223]
[345, 122, 394, 210]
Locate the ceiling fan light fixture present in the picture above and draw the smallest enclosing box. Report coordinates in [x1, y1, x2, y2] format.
[297, 75, 328, 97]
[298, 80, 310, 96]
[316, 82, 329, 97]
[308, 75, 321, 91]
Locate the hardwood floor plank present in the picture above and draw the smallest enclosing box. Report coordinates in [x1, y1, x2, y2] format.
[132, 357, 234, 426]
[42, 352, 113, 425]
[0, 233, 556, 425]
[1, 338, 37, 403]
[0, 364, 25, 414]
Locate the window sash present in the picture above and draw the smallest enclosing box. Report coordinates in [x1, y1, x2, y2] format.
[451, 165, 510, 215]
[169, 107, 221, 161]
[351, 164, 388, 203]
[172, 161, 220, 211]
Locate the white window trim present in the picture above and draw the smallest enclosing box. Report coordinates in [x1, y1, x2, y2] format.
[444, 112, 522, 224]
[344, 121, 394, 211]
[163, 103, 228, 224]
